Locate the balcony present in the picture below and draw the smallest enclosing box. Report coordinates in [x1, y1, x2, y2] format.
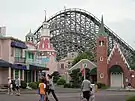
[26, 58, 46, 68]
[14, 57, 25, 63]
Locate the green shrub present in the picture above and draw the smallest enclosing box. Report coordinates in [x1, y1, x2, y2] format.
[35, 81, 40, 88]
[97, 83, 106, 89]
[57, 78, 66, 85]
[28, 82, 37, 89]
[127, 95, 135, 101]
[21, 81, 27, 89]
[64, 83, 71, 88]
[71, 83, 80, 88]
[53, 76, 60, 83]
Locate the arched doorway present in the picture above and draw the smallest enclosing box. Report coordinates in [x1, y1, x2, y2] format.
[109, 65, 124, 88]
[90, 68, 97, 84]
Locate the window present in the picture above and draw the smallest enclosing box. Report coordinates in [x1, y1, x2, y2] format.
[42, 43, 44, 49]
[61, 64, 64, 69]
[20, 70, 22, 79]
[11, 47, 14, 56]
[0, 45, 1, 57]
[100, 56, 103, 61]
[21, 49, 23, 57]
[99, 41, 105, 46]
[15, 70, 19, 78]
[68, 62, 70, 65]
[28, 52, 31, 58]
[32, 53, 34, 59]
[48, 43, 50, 48]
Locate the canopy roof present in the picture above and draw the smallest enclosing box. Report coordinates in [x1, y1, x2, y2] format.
[0, 59, 12, 67]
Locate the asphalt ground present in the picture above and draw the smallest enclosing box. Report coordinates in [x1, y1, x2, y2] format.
[0, 91, 133, 101]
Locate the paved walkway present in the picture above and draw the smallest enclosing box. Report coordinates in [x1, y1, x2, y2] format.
[0, 86, 81, 94]
[1, 86, 135, 94]
[0, 91, 131, 101]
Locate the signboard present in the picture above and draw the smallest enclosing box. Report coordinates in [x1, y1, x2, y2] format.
[83, 63, 87, 68]
[11, 41, 27, 49]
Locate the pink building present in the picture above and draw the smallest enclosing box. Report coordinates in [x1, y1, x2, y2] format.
[0, 37, 27, 85]
[57, 52, 78, 76]
[25, 19, 58, 76]
[37, 20, 58, 75]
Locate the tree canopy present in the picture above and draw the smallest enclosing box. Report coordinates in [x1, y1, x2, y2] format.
[69, 68, 91, 88]
[72, 51, 95, 66]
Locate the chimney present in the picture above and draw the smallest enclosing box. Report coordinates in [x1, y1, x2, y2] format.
[0, 26, 6, 37]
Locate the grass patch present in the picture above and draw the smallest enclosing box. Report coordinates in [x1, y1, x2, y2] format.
[126, 95, 135, 101]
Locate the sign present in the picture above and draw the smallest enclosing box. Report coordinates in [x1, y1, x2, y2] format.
[12, 64, 27, 70]
[11, 41, 27, 49]
[83, 63, 87, 68]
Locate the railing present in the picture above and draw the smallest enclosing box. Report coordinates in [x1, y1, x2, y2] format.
[26, 58, 46, 67]
[14, 57, 25, 63]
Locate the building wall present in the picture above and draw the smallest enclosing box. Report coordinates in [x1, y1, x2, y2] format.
[108, 47, 130, 87]
[96, 36, 109, 86]
[57, 60, 68, 75]
[46, 55, 58, 75]
[1, 39, 10, 62]
[57, 52, 78, 75]
[0, 68, 8, 84]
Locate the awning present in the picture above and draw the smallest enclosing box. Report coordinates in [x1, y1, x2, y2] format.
[90, 68, 97, 75]
[0, 59, 12, 67]
[29, 64, 49, 71]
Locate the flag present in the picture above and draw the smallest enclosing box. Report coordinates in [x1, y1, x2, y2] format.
[80, 66, 85, 76]
[80, 63, 87, 77]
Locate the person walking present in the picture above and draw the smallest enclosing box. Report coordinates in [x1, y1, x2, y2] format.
[15, 77, 21, 96]
[39, 79, 46, 101]
[44, 76, 49, 101]
[81, 76, 91, 101]
[7, 77, 13, 95]
[47, 74, 59, 101]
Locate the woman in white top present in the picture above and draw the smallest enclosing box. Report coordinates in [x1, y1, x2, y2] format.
[81, 76, 91, 101]
[7, 77, 13, 95]
[47, 74, 59, 101]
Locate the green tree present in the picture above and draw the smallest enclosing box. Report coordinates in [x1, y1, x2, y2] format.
[51, 71, 61, 83]
[72, 51, 95, 66]
[69, 68, 91, 88]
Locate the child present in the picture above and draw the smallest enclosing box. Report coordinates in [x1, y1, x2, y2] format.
[90, 84, 96, 101]
[39, 79, 46, 101]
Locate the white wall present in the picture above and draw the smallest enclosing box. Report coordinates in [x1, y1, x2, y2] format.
[0, 68, 8, 85]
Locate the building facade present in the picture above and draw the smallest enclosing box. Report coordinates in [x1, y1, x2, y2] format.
[25, 41, 48, 83]
[96, 16, 135, 88]
[0, 37, 27, 85]
[57, 52, 78, 76]
[25, 19, 58, 76]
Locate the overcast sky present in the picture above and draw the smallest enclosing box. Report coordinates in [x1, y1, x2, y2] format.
[0, 0, 135, 48]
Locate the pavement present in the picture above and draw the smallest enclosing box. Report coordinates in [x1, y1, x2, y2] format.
[1, 86, 135, 94]
[0, 86, 81, 94]
[0, 91, 133, 101]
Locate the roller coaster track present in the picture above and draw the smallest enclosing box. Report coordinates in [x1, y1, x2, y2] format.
[29, 8, 135, 64]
